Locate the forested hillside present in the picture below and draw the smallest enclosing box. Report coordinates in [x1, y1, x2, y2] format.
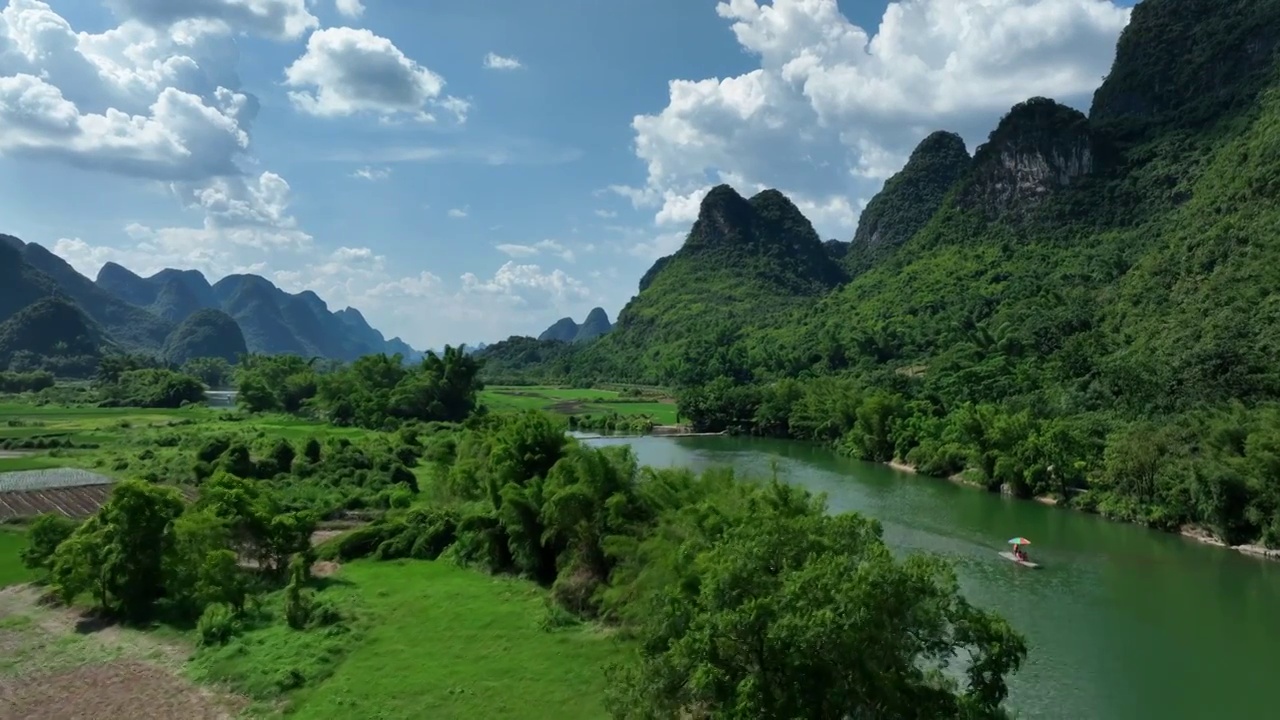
[484, 0, 1280, 550]
[161, 309, 249, 366]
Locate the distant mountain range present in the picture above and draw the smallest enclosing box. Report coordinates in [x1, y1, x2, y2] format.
[0, 233, 426, 374]
[537, 307, 613, 343]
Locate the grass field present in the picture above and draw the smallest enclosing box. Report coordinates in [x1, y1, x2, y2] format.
[192, 559, 624, 719]
[0, 402, 369, 475]
[0, 528, 32, 587]
[481, 386, 679, 425]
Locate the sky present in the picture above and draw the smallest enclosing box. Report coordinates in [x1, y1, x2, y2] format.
[0, 0, 1138, 349]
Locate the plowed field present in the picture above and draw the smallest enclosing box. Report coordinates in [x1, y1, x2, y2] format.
[0, 484, 114, 521]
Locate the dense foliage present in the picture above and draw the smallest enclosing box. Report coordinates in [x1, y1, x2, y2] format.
[26, 476, 313, 624]
[605, 482, 1025, 719]
[0, 370, 55, 394]
[476, 0, 1280, 549]
[182, 356, 234, 388]
[234, 346, 483, 429]
[84, 353, 205, 408]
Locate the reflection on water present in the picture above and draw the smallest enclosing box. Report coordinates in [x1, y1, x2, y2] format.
[584, 434, 1280, 720]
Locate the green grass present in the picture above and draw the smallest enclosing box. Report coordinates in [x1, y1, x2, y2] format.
[0, 455, 69, 472]
[0, 402, 375, 480]
[196, 560, 625, 719]
[481, 386, 679, 425]
[0, 528, 32, 587]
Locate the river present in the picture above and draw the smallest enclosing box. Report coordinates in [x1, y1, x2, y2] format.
[579, 433, 1280, 720]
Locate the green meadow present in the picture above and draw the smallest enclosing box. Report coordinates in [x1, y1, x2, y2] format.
[0, 527, 32, 587]
[191, 560, 621, 719]
[479, 386, 679, 425]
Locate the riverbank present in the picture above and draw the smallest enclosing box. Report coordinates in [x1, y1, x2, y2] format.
[882, 456, 1279, 563]
[1179, 525, 1280, 561]
[650, 424, 726, 437]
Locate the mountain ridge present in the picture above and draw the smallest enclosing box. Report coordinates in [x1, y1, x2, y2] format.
[1, 237, 425, 372]
[536, 307, 614, 343]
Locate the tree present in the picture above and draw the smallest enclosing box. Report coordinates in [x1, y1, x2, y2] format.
[50, 480, 186, 621]
[182, 357, 233, 388]
[194, 472, 314, 577]
[167, 508, 249, 616]
[605, 482, 1026, 719]
[20, 513, 78, 577]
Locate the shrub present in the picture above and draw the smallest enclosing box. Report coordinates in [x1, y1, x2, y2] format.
[196, 602, 241, 646]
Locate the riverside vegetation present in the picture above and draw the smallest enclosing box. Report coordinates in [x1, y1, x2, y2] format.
[1, 348, 1028, 719]
[477, 0, 1280, 554]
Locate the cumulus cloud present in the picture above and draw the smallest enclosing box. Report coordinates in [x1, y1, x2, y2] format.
[621, 0, 1131, 239]
[483, 52, 521, 70]
[495, 239, 576, 263]
[284, 27, 464, 122]
[104, 0, 318, 40]
[447, 206, 468, 218]
[0, 0, 259, 181]
[334, 0, 364, 19]
[462, 261, 589, 309]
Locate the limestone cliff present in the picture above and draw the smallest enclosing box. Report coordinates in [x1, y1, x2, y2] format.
[960, 98, 1093, 219]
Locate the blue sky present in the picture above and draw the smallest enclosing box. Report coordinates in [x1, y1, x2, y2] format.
[0, 0, 1136, 348]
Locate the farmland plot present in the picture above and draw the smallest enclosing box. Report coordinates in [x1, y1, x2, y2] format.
[0, 469, 114, 493]
[0, 470, 118, 521]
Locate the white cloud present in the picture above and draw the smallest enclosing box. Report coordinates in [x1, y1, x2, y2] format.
[104, 0, 319, 41]
[628, 231, 686, 261]
[0, 1, 259, 181]
[334, 0, 364, 19]
[462, 261, 589, 309]
[283, 27, 465, 122]
[623, 0, 1131, 239]
[495, 239, 576, 263]
[325, 140, 582, 166]
[593, 209, 617, 219]
[351, 165, 389, 180]
[447, 206, 468, 218]
[483, 52, 522, 70]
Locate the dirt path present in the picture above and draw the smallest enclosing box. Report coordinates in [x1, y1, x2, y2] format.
[0, 585, 246, 720]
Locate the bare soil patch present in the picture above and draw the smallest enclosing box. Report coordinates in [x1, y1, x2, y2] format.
[309, 529, 346, 546]
[549, 400, 587, 414]
[311, 560, 342, 578]
[0, 585, 245, 719]
[0, 660, 239, 720]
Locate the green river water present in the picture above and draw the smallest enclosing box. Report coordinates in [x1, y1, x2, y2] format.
[580, 433, 1280, 720]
